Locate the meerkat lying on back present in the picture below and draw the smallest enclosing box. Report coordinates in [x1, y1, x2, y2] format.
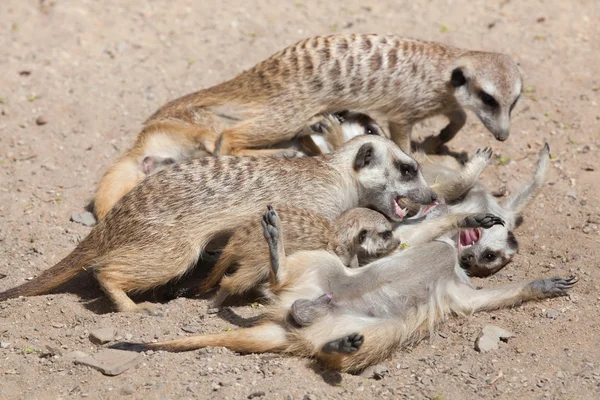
[0, 136, 437, 313]
[92, 33, 521, 219]
[200, 206, 399, 307]
[113, 206, 576, 373]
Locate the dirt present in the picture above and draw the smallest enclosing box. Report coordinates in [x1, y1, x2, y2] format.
[1, 1, 599, 399]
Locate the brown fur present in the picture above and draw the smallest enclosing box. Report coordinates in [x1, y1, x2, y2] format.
[114, 207, 574, 373]
[201, 206, 398, 306]
[0, 136, 436, 313]
[93, 34, 521, 219]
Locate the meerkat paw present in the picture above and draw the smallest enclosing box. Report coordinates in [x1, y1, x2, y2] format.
[322, 333, 364, 354]
[271, 149, 306, 159]
[528, 276, 578, 298]
[473, 147, 493, 162]
[290, 293, 333, 327]
[261, 205, 281, 244]
[459, 213, 505, 229]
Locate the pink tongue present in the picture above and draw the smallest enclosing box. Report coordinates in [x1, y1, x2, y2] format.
[469, 229, 478, 243]
[459, 231, 467, 245]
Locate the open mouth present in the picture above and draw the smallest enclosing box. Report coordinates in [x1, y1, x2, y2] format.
[457, 228, 482, 252]
[414, 202, 439, 219]
[394, 196, 408, 219]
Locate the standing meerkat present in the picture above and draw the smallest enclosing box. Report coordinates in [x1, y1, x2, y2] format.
[0, 136, 437, 313]
[112, 206, 575, 373]
[200, 206, 400, 307]
[93, 33, 521, 219]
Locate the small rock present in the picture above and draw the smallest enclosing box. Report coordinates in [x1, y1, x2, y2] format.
[89, 328, 116, 344]
[565, 190, 577, 199]
[181, 325, 198, 333]
[582, 145, 590, 154]
[186, 385, 194, 393]
[74, 349, 143, 376]
[206, 307, 219, 314]
[124, 333, 133, 341]
[546, 309, 560, 319]
[248, 391, 266, 399]
[0, 342, 10, 349]
[360, 363, 389, 379]
[491, 186, 507, 197]
[71, 212, 97, 227]
[35, 116, 48, 126]
[474, 325, 513, 353]
[120, 384, 135, 395]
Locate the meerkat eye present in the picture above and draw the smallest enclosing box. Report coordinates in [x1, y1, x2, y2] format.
[479, 91, 499, 108]
[483, 252, 497, 262]
[380, 230, 392, 240]
[395, 161, 416, 178]
[358, 230, 368, 243]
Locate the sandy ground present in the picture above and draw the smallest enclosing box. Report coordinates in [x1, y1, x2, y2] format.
[1, 0, 599, 399]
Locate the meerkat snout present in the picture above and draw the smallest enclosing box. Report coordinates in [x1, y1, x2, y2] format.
[450, 52, 522, 141]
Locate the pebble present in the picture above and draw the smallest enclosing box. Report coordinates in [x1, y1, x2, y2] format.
[71, 212, 97, 227]
[124, 333, 133, 341]
[546, 309, 560, 319]
[89, 327, 116, 344]
[248, 391, 266, 399]
[474, 325, 514, 353]
[74, 349, 142, 376]
[360, 363, 389, 379]
[35, 116, 48, 126]
[0, 342, 11, 349]
[120, 384, 135, 395]
[207, 307, 219, 314]
[181, 325, 198, 333]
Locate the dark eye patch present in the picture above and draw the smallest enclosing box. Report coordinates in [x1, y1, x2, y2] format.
[380, 230, 392, 240]
[394, 160, 417, 179]
[358, 229, 367, 243]
[509, 94, 521, 115]
[479, 91, 499, 108]
[482, 251, 498, 262]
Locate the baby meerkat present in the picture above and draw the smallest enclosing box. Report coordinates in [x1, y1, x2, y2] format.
[93, 33, 521, 219]
[113, 206, 575, 373]
[0, 135, 436, 313]
[201, 206, 399, 307]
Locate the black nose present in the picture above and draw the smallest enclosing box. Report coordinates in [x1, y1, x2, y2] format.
[430, 192, 438, 203]
[460, 253, 475, 265]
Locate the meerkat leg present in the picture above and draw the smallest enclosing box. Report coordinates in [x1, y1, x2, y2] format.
[420, 109, 467, 153]
[95, 272, 156, 314]
[432, 148, 493, 201]
[396, 213, 504, 247]
[289, 293, 333, 327]
[112, 322, 289, 354]
[300, 318, 404, 373]
[451, 276, 578, 314]
[322, 333, 364, 354]
[388, 122, 413, 154]
[261, 206, 287, 283]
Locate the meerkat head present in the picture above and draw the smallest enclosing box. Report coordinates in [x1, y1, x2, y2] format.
[338, 135, 437, 222]
[458, 144, 550, 277]
[450, 52, 522, 142]
[335, 208, 400, 259]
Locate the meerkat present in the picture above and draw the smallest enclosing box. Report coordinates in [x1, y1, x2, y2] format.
[112, 206, 575, 373]
[0, 136, 437, 313]
[200, 206, 399, 307]
[92, 33, 521, 219]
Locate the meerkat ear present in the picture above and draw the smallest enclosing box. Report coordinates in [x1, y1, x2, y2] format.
[353, 143, 375, 170]
[450, 67, 467, 87]
[507, 231, 519, 251]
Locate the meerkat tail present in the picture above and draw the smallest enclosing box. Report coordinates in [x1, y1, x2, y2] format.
[111, 322, 288, 354]
[0, 247, 94, 301]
